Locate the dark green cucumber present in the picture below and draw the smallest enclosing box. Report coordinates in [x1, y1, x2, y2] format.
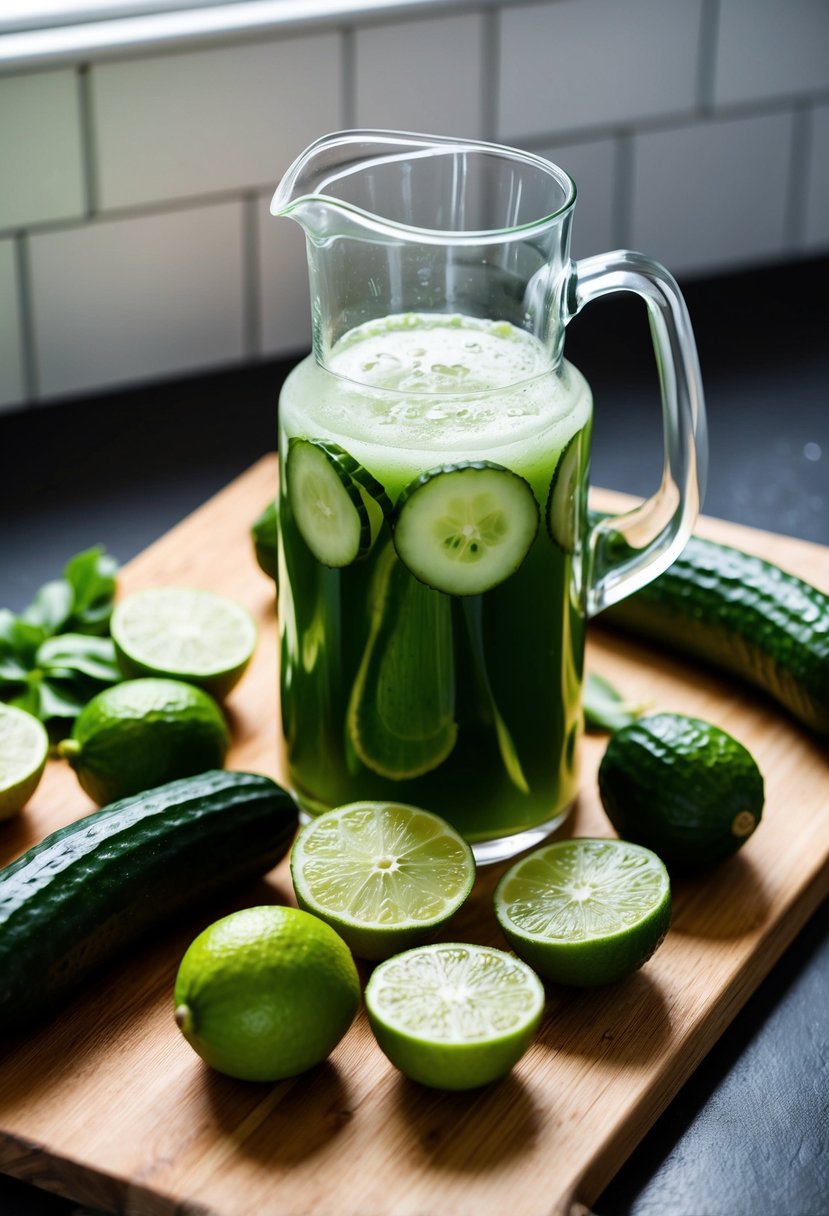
[598, 532, 829, 736]
[0, 769, 298, 1030]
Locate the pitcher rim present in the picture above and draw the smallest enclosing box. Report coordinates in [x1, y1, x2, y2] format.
[271, 129, 578, 245]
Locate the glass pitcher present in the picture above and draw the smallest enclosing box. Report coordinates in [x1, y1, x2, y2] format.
[271, 130, 706, 864]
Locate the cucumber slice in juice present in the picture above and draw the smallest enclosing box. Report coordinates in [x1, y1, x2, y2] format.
[393, 462, 539, 596]
[286, 438, 389, 568]
[545, 433, 582, 554]
[347, 544, 457, 780]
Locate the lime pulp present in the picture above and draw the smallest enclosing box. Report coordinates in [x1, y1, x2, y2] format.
[0, 704, 49, 818]
[494, 837, 671, 987]
[290, 801, 475, 960]
[365, 942, 544, 1089]
[111, 587, 257, 699]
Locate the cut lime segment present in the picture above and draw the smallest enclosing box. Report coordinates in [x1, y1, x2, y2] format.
[287, 438, 389, 568]
[393, 461, 539, 596]
[290, 801, 475, 960]
[0, 704, 49, 819]
[494, 837, 671, 987]
[365, 942, 544, 1089]
[111, 587, 257, 699]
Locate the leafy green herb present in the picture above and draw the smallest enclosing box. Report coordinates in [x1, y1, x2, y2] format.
[0, 547, 120, 724]
[583, 672, 650, 734]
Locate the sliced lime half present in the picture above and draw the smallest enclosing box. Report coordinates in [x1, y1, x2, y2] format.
[0, 704, 49, 819]
[111, 587, 257, 699]
[290, 801, 475, 960]
[365, 942, 544, 1089]
[494, 837, 671, 987]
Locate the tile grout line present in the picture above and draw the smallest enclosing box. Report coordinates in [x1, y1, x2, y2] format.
[14, 232, 38, 404]
[342, 25, 355, 127]
[696, 0, 720, 114]
[77, 63, 100, 216]
[242, 192, 261, 358]
[480, 5, 498, 143]
[612, 130, 634, 250]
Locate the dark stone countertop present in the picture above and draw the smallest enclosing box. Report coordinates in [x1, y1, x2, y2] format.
[0, 256, 827, 1216]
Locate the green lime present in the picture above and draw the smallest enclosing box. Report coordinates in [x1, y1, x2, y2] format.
[290, 801, 475, 961]
[251, 500, 279, 583]
[0, 704, 49, 819]
[58, 677, 229, 805]
[111, 587, 257, 699]
[365, 942, 544, 1090]
[494, 837, 671, 987]
[598, 712, 765, 869]
[174, 905, 360, 1081]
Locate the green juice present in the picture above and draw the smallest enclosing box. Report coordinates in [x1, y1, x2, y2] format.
[277, 313, 592, 856]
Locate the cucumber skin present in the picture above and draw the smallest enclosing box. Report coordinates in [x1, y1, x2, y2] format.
[0, 770, 298, 1031]
[599, 534, 829, 736]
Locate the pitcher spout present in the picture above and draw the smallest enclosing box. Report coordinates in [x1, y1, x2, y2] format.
[271, 129, 578, 365]
[271, 130, 441, 240]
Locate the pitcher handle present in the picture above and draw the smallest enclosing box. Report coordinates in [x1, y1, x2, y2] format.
[566, 250, 708, 618]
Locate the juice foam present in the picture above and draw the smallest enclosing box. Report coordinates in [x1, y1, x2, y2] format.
[279, 313, 591, 498]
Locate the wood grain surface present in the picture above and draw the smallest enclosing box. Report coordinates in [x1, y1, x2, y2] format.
[0, 454, 827, 1216]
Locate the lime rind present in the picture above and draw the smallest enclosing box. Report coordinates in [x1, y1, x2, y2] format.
[111, 587, 257, 698]
[495, 838, 671, 987]
[0, 705, 49, 819]
[174, 905, 360, 1082]
[365, 942, 544, 1089]
[290, 802, 475, 961]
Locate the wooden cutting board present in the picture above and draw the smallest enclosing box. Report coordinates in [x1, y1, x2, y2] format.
[1, 453, 827, 1216]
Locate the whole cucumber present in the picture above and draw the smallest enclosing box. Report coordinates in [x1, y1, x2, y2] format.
[0, 769, 298, 1030]
[599, 534, 829, 736]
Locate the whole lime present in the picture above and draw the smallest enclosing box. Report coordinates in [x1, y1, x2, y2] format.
[174, 905, 361, 1081]
[59, 677, 229, 805]
[598, 712, 765, 869]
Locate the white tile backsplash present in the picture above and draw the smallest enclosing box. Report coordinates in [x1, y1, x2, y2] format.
[93, 33, 343, 210]
[630, 111, 794, 276]
[30, 202, 245, 399]
[258, 195, 312, 358]
[355, 12, 484, 139]
[0, 239, 24, 409]
[715, 0, 829, 107]
[535, 138, 618, 260]
[803, 104, 829, 252]
[498, 0, 703, 141]
[1, 0, 826, 409]
[0, 71, 85, 231]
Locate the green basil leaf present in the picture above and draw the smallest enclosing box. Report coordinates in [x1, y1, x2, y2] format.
[583, 672, 649, 734]
[9, 683, 43, 719]
[20, 579, 74, 635]
[6, 618, 48, 666]
[0, 656, 29, 683]
[0, 609, 20, 652]
[63, 547, 118, 632]
[36, 634, 121, 683]
[37, 677, 89, 719]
